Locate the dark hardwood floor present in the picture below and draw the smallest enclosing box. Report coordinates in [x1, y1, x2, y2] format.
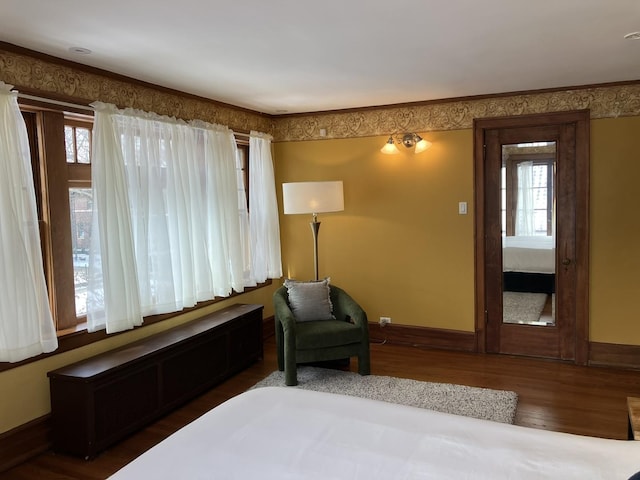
[2, 336, 640, 479]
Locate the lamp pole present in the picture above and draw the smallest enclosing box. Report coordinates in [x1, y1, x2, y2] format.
[310, 213, 320, 281]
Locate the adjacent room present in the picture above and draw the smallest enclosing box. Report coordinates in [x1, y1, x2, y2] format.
[1, 1, 640, 478]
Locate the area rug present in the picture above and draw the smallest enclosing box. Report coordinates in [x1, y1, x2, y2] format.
[503, 291, 547, 324]
[251, 366, 518, 424]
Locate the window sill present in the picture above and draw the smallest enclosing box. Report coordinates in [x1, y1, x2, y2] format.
[56, 322, 88, 338]
[0, 280, 271, 373]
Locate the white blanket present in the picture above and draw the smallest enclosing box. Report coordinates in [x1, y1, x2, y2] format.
[109, 386, 640, 479]
[503, 235, 555, 273]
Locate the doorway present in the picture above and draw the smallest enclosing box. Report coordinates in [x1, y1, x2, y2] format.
[474, 111, 589, 364]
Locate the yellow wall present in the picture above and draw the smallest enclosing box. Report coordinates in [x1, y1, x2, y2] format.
[275, 116, 640, 346]
[590, 117, 640, 343]
[275, 130, 475, 332]
[0, 285, 277, 434]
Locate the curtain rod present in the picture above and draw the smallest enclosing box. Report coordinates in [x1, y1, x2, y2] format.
[17, 93, 94, 112]
[16, 93, 258, 138]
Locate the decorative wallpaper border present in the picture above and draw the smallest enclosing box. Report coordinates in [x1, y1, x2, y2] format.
[0, 48, 273, 134]
[2, 46, 639, 143]
[273, 84, 640, 142]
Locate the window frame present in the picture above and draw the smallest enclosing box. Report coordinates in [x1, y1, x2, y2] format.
[235, 136, 250, 206]
[22, 108, 78, 331]
[65, 117, 93, 186]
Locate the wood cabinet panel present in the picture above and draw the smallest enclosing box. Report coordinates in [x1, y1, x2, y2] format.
[229, 314, 263, 370]
[48, 303, 263, 459]
[94, 365, 159, 448]
[161, 333, 228, 408]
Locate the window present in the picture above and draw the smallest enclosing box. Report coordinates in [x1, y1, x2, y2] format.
[19, 104, 254, 336]
[527, 161, 553, 236]
[502, 155, 555, 237]
[65, 118, 94, 319]
[69, 188, 92, 317]
[236, 138, 249, 204]
[65, 122, 92, 164]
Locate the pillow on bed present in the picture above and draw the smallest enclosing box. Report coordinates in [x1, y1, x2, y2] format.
[284, 278, 335, 322]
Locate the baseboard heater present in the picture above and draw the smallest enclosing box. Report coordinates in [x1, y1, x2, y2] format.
[47, 303, 263, 459]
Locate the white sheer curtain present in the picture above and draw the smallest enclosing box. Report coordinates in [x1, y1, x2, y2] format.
[515, 161, 535, 236]
[88, 104, 280, 334]
[249, 131, 282, 282]
[87, 103, 142, 333]
[0, 82, 58, 361]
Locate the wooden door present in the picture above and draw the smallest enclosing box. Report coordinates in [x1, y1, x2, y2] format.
[474, 111, 589, 363]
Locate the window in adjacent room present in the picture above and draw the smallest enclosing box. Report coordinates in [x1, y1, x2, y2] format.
[502, 156, 554, 237]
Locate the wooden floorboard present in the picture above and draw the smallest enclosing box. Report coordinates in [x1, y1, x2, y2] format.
[2, 337, 640, 479]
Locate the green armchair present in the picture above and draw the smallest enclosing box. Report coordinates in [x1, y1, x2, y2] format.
[273, 284, 370, 386]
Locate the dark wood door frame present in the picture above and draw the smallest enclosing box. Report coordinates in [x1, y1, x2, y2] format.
[473, 110, 590, 364]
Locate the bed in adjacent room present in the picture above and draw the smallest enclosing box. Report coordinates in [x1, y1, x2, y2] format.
[109, 386, 640, 479]
[503, 235, 556, 294]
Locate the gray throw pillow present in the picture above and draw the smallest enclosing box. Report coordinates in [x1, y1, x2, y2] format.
[284, 278, 335, 322]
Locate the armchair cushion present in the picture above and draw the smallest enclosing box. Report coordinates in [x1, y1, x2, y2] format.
[295, 320, 364, 350]
[284, 278, 335, 322]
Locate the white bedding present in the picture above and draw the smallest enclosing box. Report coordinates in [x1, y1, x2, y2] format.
[109, 386, 640, 480]
[503, 235, 555, 273]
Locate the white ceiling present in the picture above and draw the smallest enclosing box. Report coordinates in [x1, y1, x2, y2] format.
[2, 0, 640, 115]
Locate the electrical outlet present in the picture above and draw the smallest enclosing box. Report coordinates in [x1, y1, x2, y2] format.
[379, 316, 391, 327]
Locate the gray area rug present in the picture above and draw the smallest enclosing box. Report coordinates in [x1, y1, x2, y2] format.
[503, 291, 547, 324]
[251, 366, 518, 424]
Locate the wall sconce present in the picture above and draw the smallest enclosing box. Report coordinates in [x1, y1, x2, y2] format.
[381, 133, 432, 155]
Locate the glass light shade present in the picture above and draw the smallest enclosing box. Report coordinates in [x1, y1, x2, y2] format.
[282, 181, 344, 215]
[380, 137, 400, 155]
[414, 138, 433, 154]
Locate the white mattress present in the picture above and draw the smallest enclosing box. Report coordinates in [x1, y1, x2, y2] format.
[109, 386, 640, 480]
[503, 235, 555, 273]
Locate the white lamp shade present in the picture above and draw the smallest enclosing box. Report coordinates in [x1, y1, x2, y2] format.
[380, 136, 400, 155]
[414, 138, 432, 153]
[380, 141, 400, 155]
[282, 181, 344, 215]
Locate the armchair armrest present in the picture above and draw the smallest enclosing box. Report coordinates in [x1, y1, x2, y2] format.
[273, 286, 296, 333]
[330, 286, 368, 330]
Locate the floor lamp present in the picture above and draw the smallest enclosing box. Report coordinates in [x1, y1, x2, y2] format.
[282, 181, 344, 281]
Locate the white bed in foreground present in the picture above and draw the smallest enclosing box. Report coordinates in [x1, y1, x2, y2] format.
[109, 386, 639, 479]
